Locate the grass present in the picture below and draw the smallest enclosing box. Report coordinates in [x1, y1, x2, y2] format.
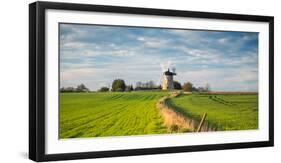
[60, 92, 259, 139]
[59, 91, 168, 138]
[167, 94, 258, 131]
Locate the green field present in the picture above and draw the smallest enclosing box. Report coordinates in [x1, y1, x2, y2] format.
[168, 94, 258, 130]
[60, 92, 258, 139]
[60, 91, 168, 138]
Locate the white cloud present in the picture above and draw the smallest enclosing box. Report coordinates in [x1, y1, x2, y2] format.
[176, 67, 258, 92]
[218, 38, 229, 45]
[137, 36, 169, 48]
[59, 24, 258, 91]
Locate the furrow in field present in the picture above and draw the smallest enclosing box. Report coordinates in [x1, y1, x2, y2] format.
[60, 92, 168, 138]
[60, 102, 130, 132]
[60, 103, 132, 138]
[168, 94, 258, 131]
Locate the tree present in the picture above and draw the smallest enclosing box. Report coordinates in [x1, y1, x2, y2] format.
[148, 81, 155, 88]
[125, 85, 134, 92]
[136, 81, 142, 88]
[129, 85, 134, 91]
[66, 87, 75, 92]
[173, 81, 182, 90]
[134, 81, 158, 90]
[157, 85, 162, 89]
[76, 84, 89, 92]
[112, 79, 126, 92]
[60, 87, 66, 92]
[61, 86, 76, 92]
[182, 82, 194, 92]
[98, 87, 109, 92]
[197, 87, 205, 92]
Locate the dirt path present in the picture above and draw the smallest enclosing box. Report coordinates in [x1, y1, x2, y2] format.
[156, 92, 215, 133]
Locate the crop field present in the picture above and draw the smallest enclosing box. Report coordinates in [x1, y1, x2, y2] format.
[60, 92, 258, 139]
[59, 91, 168, 138]
[168, 94, 258, 130]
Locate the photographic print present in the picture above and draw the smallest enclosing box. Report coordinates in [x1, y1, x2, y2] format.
[29, 2, 273, 161]
[59, 23, 259, 139]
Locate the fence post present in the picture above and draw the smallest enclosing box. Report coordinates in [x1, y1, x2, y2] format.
[197, 113, 207, 132]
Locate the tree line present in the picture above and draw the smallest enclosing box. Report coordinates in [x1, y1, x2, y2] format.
[99, 79, 211, 92]
[60, 84, 89, 92]
[60, 79, 211, 93]
[181, 82, 211, 92]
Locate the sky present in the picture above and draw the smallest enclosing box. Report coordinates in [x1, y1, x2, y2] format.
[60, 23, 258, 91]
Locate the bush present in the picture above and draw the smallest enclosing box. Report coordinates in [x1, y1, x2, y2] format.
[98, 87, 109, 92]
[125, 85, 134, 92]
[76, 84, 89, 92]
[173, 81, 182, 90]
[182, 82, 193, 92]
[60, 84, 89, 93]
[112, 79, 126, 92]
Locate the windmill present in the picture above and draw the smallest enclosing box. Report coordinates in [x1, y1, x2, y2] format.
[162, 67, 176, 90]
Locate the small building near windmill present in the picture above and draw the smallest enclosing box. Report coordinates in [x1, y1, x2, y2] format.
[162, 68, 176, 90]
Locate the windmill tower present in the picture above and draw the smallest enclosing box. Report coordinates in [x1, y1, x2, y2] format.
[162, 68, 176, 90]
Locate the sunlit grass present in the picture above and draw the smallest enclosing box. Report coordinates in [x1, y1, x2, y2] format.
[60, 92, 259, 139]
[59, 91, 168, 138]
[168, 94, 258, 131]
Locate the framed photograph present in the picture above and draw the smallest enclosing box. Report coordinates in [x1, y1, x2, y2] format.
[29, 1, 274, 162]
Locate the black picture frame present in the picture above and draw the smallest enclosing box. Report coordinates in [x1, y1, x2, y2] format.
[29, 1, 274, 162]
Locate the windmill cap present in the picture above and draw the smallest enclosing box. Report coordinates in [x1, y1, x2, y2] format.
[164, 69, 176, 75]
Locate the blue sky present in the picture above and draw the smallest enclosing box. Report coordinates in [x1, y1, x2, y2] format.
[60, 23, 258, 91]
